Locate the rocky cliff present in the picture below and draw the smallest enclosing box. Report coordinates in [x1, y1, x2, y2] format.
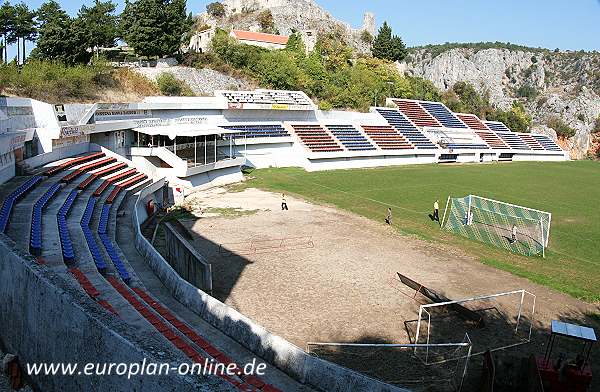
[402, 47, 600, 158]
[197, 0, 375, 53]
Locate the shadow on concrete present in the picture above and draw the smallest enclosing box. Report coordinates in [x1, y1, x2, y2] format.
[308, 306, 600, 392]
[150, 214, 600, 392]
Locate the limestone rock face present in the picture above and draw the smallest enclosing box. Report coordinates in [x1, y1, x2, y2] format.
[133, 66, 253, 96]
[404, 48, 600, 158]
[199, 0, 375, 54]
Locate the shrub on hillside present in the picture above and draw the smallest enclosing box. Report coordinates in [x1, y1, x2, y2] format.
[0, 63, 19, 95]
[156, 73, 193, 96]
[547, 116, 576, 138]
[487, 102, 532, 133]
[0, 60, 158, 102]
[206, 2, 225, 18]
[444, 81, 492, 118]
[258, 10, 275, 34]
[1, 61, 107, 101]
[360, 30, 373, 44]
[516, 84, 539, 100]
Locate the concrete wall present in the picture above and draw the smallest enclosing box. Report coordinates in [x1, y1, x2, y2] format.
[132, 182, 409, 392]
[22, 142, 96, 169]
[162, 221, 213, 295]
[235, 142, 307, 169]
[307, 153, 437, 171]
[0, 155, 15, 185]
[170, 165, 244, 191]
[0, 234, 229, 392]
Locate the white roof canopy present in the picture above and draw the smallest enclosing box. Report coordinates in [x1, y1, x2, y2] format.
[133, 124, 239, 140]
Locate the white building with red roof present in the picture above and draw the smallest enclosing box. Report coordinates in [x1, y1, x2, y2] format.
[229, 30, 289, 50]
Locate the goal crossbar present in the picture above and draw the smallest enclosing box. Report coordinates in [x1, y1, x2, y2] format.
[414, 289, 536, 360]
[468, 194, 551, 217]
[443, 194, 552, 255]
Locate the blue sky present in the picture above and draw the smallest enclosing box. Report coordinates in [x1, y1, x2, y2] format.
[6, 0, 600, 60]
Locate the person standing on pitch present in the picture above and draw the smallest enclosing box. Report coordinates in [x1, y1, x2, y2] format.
[433, 199, 440, 224]
[385, 207, 392, 225]
[281, 193, 288, 211]
[510, 224, 517, 243]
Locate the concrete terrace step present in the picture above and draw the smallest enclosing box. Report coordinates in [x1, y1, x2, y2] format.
[115, 195, 308, 392]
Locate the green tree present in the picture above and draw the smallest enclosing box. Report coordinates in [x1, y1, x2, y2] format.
[122, 0, 191, 58]
[372, 22, 391, 60]
[298, 50, 326, 97]
[488, 102, 532, 133]
[360, 30, 373, 44]
[256, 50, 300, 90]
[444, 81, 492, 118]
[77, 0, 119, 52]
[206, 2, 225, 18]
[258, 10, 275, 34]
[32, 0, 72, 61]
[315, 31, 352, 71]
[547, 116, 576, 139]
[10, 2, 37, 64]
[389, 35, 407, 62]
[372, 22, 407, 62]
[163, 0, 191, 55]
[0, 2, 16, 63]
[285, 32, 305, 56]
[210, 29, 265, 71]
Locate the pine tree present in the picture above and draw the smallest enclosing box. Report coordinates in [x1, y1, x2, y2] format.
[33, 0, 72, 61]
[390, 35, 407, 62]
[121, 0, 191, 58]
[0, 2, 16, 63]
[372, 22, 392, 61]
[78, 0, 119, 51]
[372, 21, 407, 62]
[11, 2, 37, 64]
[163, 0, 190, 55]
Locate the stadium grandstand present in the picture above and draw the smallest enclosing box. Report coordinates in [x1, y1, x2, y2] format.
[0, 89, 570, 391]
[1, 91, 567, 190]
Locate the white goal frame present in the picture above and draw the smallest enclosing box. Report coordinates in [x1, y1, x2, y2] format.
[414, 289, 536, 359]
[466, 195, 552, 248]
[306, 335, 473, 391]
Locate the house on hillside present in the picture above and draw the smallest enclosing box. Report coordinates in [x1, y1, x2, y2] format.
[188, 27, 217, 53]
[229, 30, 288, 50]
[187, 28, 289, 53]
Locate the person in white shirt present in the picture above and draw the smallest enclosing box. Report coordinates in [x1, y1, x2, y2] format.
[281, 194, 288, 211]
[433, 200, 440, 223]
[385, 208, 392, 225]
[510, 224, 517, 243]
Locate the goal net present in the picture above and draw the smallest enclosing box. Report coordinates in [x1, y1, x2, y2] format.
[441, 195, 551, 257]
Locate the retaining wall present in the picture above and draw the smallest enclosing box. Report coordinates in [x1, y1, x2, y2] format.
[132, 181, 409, 392]
[163, 221, 213, 294]
[0, 234, 228, 392]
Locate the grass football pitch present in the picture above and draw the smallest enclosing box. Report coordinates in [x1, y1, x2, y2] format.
[242, 161, 600, 302]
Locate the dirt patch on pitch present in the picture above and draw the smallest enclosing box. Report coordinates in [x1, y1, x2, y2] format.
[180, 187, 599, 391]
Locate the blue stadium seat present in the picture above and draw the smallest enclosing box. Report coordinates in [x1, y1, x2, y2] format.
[99, 231, 131, 283]
[57, 190, 79, 263]
[0, 175, 43, 233]
[326, 125, 376, 151]
[375, 109, 438, 149]
[532, 135, 563, 151]
[420, 102, 467, 129]
[29, 182, 62, 255]
[79, 197, 107, 272]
